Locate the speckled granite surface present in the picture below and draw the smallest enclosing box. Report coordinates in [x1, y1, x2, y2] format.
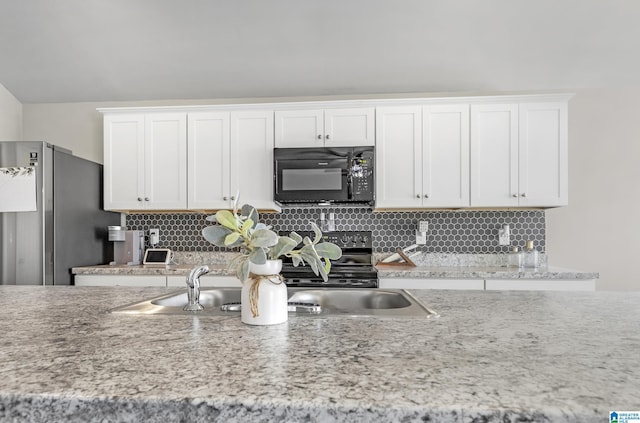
[73, 252, 598, 280]
[0, 286, 636, 422]
[376, 265, 598, 280]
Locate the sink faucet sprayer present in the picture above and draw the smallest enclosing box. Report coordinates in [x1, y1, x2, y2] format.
[184, 265, 209, 311]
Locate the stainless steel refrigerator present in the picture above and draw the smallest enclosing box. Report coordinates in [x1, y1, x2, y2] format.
[0, 141, 120, 285]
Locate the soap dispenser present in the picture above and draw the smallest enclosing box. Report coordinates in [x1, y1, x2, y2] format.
[508, 247, 523, 269]
[523, 240, 540, 270]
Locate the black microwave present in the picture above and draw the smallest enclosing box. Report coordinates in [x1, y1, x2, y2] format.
[274, 146, 375, 206]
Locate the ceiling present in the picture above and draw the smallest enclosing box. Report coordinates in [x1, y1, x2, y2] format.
[2, 0, 639, 104]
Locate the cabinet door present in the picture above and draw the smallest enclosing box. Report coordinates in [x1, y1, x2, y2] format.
[103, 114, 145, 210]
[379, 278, 484, 290]
[144, 113, 187, 209]
[230, 110, 278, 210]
[274, 110, 324, 147]
[375, 107, 422, 208]
[74, 275, 167, 287]
[188, 111, 231, 209]
[485, 279, 595, 291]
[518, 102, 568, 207]
[470, 104, 519, 207]
[422, 105, 470, 207]
[324, 107, 375, 146]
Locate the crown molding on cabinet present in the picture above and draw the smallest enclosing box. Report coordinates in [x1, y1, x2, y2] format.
[97, 93, 575, 114]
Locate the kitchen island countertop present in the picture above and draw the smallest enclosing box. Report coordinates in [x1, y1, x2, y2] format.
[0, 285, 636, 422]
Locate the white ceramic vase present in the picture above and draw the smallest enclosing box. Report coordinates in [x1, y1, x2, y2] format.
[241, 259, 288, 325]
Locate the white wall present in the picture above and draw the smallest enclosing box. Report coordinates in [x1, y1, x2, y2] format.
[546, 87, 640, 291]
[21, 90, 640, 290]
[0, 83, 22, 140]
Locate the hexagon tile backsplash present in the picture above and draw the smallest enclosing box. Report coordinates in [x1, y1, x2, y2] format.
[126, 208, 545, 254]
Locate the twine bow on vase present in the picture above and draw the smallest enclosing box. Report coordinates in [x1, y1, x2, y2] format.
[247, 273, 285, 318]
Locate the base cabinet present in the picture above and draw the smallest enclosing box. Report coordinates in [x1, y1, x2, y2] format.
[379, 278, 484, 290]
[74, 275, 241, 287]
[485, 279, 595, 291]
[166, 275, 241, 288]
[74, 275, 167, 287]
[380, 277, 596, 291]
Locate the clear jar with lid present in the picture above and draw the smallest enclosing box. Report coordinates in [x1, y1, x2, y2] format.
[523, 240, 540, 270]
[508, 247, 524, 269]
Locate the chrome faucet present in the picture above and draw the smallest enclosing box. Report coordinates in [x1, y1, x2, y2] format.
[184, 265, 209, 311]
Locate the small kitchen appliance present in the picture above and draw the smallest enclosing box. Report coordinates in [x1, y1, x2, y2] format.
[274, 146, 375, 206]
[108, 226, 144, 265]
[279, 230, 378, 288]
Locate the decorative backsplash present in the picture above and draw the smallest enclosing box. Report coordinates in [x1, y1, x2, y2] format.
[126, 208, 545, 254]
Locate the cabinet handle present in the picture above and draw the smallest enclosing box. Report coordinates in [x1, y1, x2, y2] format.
[416, 194, 421, 198]
[521, 193, 527, 197]
[317, 134, 322, 140]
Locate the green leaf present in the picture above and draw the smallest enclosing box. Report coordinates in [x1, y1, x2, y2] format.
[250, 228, 278, 247]
[237, 259, 250, 282]
[205, 215, 217, 222]
[249, 248, 267, 265]
[289, 232, 303, 245]
[291, 255, 304, 267]
[314, 242, 342, 260]
[216, 210, 238, 230]
[269, 237, 297, 259]
[224, 232, 241, 246]
[241, 204, 259, 228]
[241, 218, 254, 238]
[309, 221, 322, 244]
[202, 226, 232, 247]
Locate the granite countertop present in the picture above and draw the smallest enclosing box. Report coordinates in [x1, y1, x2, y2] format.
[73, 264, 598, 280]
[375, 265, 598, 280]
[73, 252, 598, 280]
[1, 286, 637, 422]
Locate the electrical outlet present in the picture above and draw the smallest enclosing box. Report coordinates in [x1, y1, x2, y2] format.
[416, 220, 428, 245]
[418, 220, 429, 232]
[149, 228, 160, 246]
[498, 225, 510, 246]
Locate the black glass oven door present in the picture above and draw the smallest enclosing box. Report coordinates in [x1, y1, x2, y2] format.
[275, 158, 349, 202]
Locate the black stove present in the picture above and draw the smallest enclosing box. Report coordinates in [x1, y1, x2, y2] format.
[279, 231, 378, 288]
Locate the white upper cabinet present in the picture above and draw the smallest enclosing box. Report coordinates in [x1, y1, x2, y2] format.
[470, 104, 519, 207]
[229, 110, 277, 210]
[188, 110, 277, 210]
[422, 105, 470, 208]
[376, 105, 469, 209]
[470, 102, 567, 207]
[104, 112, 187, 211]
[275, 107, 374, 147]
[376, 106, 422, 208]
[187, 111, 230, 210]
[518, 102, 568, 207]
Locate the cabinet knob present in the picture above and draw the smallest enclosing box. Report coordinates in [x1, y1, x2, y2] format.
[521, 193, 527, 197]
[512, 194, 518, 198]
[424, 194, 429, 199]
[144, 197, 150, 201]
[137, 197, 143, 201]
[230, 196, 236, 201]
[325, 134, 330, 140]
[223, 196, 228, 201]
[317, 134, 322, 140]
[416, 194, 421, 198]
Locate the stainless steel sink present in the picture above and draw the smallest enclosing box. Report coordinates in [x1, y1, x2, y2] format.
[110, 288, 438, 318]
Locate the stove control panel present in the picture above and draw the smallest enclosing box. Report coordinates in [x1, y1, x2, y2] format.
[322, 231, 372, 249]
